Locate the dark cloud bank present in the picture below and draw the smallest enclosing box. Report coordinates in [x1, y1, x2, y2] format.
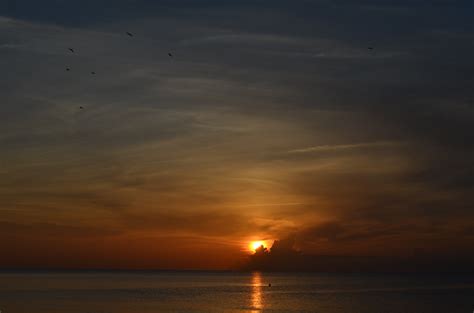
[243, 237, 474, 273]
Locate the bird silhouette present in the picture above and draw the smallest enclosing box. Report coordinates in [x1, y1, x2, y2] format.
[79, 106, 84, 110]
[168, 52, 173, 57]
[91, 71, 96, 75]
[66, 68, 70, 71]
[368, 47, 374, 50]
[69, 48, 74, 53]
[126, 32, 133, 37]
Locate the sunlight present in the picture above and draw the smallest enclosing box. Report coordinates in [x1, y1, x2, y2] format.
[249, 241, 265, 252]
[251, 272, 263, 311]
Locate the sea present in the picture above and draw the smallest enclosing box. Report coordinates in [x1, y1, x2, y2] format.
[0, 271, 473, 313]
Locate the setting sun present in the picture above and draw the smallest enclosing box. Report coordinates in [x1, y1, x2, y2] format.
[249, 241, 266, 252]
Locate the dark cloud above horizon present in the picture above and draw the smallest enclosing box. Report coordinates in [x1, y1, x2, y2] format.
[0, 0, 473, 269]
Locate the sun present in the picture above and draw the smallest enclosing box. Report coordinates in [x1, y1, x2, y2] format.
[249, 241, 265, 252]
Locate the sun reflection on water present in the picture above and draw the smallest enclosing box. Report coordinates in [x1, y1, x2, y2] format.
[251, 271, 263, 311]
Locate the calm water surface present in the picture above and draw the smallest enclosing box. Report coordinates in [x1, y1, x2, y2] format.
[0, 271, 473, 312]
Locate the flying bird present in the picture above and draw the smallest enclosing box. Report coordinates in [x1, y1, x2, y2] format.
[168, 52, 173, 57]
[91, 71, 96, 75]
[68, 48, 74, 53]
[126, 32, 133, 37]
[66, 68, 70, 71]
[79, 106, 84, 110]
[368, 47, 374, 50]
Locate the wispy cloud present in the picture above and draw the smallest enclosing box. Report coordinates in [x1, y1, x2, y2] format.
[287, 141, 404, 154]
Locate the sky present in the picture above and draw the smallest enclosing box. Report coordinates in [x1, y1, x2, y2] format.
[1, 0, 473, 270]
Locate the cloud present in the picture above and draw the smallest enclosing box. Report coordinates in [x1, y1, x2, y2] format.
[0, 221, 121, 238]
[287, 141, 403, 154]
[0, 0, 473, 270]
[243, 232, 474, 272]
